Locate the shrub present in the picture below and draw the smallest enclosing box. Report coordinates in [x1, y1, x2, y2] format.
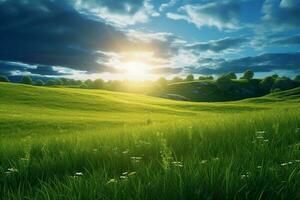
[35, 80, 44, 86]
[272, 77, 294, 91]
[186, 74, 194, 81]
[240, 70, 254, 80]
[0, 75, 9, 82]
[21, 76, 33, 85]
[260, 76, 275, 92]
[198, 76, 214, 80]
[93, 79, 104, 89]
[216, 75, 233, 92]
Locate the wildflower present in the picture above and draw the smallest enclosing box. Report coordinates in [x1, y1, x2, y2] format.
[295, 160, 300, 163]
[241, 172, 251, 179]
[131, 156, 143, 163]
[281, 163, 288, 166]
[288, 161, 293, 165]
[213, 157, 220, 161]
[128, 171, 136, 176]
[122, 150, 129, 154]
[201, 160, 208, 164]
[122, 172, 128, 176]
[256, 136, 264, 139]
[264, 139, 269, 142]
[106, 179, 118, 184]
[257, 166, 262, 169]
[256, 131, 266, 134]
[5, 168, 18, 174]
[120, 175, 127, 180]
[172, 161, 183, 167]
[74, 172, 83, 176]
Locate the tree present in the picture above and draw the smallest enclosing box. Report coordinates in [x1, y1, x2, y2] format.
[170, 76, 183, 83]
[157, 77, 168, 88]
[186, 74, 194, 81]
[46, 79, 57, 86]
[21, 76, 32, 85]
[216, 75, 233, 92]
[294, 75, 300, 81]
[240, 70, 254, 80]
[198, 75, 213, 80]
[260, 76, 275, 92]
[0, 75, 9, 82]
[35, 80, 44, 86]
[272, 77, 293, 91]
[93, 79, 104, 89]
[224, 72, 237, 79]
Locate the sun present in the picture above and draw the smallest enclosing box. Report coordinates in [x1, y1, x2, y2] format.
[122, 61, 149, 80]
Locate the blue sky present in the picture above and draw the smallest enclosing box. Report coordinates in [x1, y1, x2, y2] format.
[0, 0, 300, 80]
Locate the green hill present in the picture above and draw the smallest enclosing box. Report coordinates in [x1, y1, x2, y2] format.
[1, 82, 300, 199]
[164, 79, 300, 102]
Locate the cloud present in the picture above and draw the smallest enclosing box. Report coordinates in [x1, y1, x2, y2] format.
[73, 0, 159, 27]
[0, 61, 74, 77]
[271, 34, 300, 45]
[167, 1, 241, 30]
[0, 0, 137, 75]
[185, 37, 249, 53]
[150, 67, 182, 75]
[159, 0, 177, 12]
[190, 53, 300, 75]
[262, 0, 300, 30]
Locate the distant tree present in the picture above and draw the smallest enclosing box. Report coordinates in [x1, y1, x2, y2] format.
[21, 76, 33, 85]
[0, 75, 9, 82]
[170, 76, 183, 83]
[224, 72, 237, 79]
[198, 75, 214, 80]
[55, 79, 63, 85]
[84, 79, 93, 88]
[46, 79, 57, 86]
[60, 78, 71, 85]
[272, 77, 293, 91]
[186, 74, 194, 81]
[294, 75, 300, 81]
[80, 83, 88, 89]
[216, 75, 233, 92]
[157, 77, 168, 88]
[35, 80, 44, 86]
[272, 74, 279, 79]
[240, 70, 254, 80]
[260, 76, 275, 92]
[93, 79, 104, 89]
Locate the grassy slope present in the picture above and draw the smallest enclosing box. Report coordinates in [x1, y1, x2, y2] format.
[0, 82, 269, 136]
[1, 83, 300, 199]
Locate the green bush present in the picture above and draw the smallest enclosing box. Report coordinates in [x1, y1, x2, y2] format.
[0, 75, 9, 82]
[21, 76, 33, 85]
[35, 80, 45, 86]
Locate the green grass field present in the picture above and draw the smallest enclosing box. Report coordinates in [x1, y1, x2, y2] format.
[1, 82, 300, 199]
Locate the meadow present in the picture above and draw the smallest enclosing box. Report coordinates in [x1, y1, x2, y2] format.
[1, 82, 300, 199]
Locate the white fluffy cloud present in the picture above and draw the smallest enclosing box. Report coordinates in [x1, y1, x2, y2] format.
[73, 0, 159, 27]
[167, 1, 241, 30]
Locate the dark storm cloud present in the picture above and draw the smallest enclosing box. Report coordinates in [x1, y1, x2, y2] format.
[263, 0, 300, 29]
[185, 37, 248, 53]
[0, 0, 132, 74]
[191, 53, 300, 75]
[0, 61, 70, 76]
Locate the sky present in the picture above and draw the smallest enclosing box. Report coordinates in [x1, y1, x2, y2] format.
[0, 0, 300, 81]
